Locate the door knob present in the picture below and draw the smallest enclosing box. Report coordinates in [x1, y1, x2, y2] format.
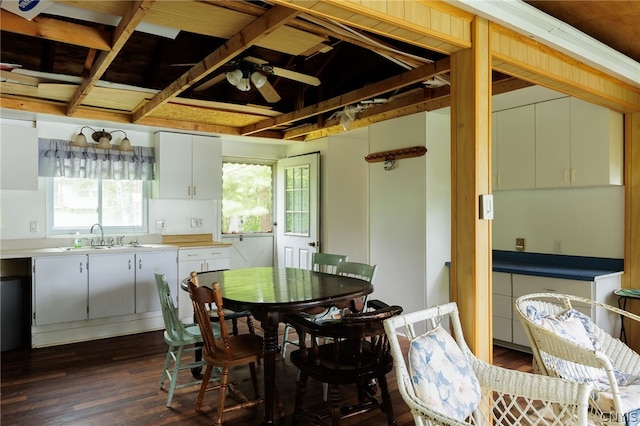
[308, 242, 317, 247]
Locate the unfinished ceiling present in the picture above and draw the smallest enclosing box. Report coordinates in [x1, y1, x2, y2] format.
[1, 1, 638, 141]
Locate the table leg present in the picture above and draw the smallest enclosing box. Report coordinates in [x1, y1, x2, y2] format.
[258, 312, 280, 425]
[618, 296, 628, 343]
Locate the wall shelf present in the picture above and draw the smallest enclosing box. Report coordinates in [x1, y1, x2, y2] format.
[364, 146, 427, 163]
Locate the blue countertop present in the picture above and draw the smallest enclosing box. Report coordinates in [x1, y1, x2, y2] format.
[492, 250, 623, 281]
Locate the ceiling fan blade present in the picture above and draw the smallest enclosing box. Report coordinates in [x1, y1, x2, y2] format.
[194, 73, 226, 92]
[244, 56, 320, 86]
[257, 80, 281, 103]
[268, 66, 320, 86]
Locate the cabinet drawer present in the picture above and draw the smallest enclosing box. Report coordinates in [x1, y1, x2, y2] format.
[178, 247, 229, 262]
[512, 319, 531, 347]
[493, 272, 511, 296]
[493, 294, 512, 319]
[493, 317, 512, 342]
[512, 274, 591, 300]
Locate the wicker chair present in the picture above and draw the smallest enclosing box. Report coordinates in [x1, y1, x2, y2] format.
[515, 293, 640, 426]
[384, 302, 593, 426]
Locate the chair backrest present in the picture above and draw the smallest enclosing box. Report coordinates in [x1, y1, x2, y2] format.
[335, 261, 376, 282]
[291, 301, 403, 373]
[188, 273, 232, 361]
[514, 293, 640, 418]
[311, 253, 347, 274]
[154, 271, 190, 341]
[384, 302, 593, 426]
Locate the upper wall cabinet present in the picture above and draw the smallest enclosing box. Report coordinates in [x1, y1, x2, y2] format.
[536, 97, 623, 188]
[153, 132, 222, 200]
[494, 104, 536, 190]
[493, 97, 623, 191]
[1, 124, 38, 190]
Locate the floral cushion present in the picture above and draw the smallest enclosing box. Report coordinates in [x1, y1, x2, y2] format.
[526, 306, 640, 416]
[408, 325, 481, 421]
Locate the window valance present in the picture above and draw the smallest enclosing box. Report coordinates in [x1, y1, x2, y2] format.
[38, 139, 155, 180]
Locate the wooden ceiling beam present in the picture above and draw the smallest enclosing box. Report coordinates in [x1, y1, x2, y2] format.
[132, 5, 300, 123]
[240, 57, 451, 136]
[67, 0, 155, 116]
[0, 9, 111, 51]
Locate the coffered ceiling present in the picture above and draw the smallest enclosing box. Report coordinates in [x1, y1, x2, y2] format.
[1, 1, 638, 141]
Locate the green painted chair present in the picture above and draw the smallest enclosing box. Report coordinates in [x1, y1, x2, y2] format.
[155, 271, 216, 407]
[281, 253, 348, 360]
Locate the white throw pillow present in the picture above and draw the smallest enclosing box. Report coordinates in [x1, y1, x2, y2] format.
[408, 325, 481, 421]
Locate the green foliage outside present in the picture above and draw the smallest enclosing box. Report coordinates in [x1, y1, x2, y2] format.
[222, 163, 273, 234]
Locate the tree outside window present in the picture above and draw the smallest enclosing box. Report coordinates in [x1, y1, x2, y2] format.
[222, 162, 273, 234]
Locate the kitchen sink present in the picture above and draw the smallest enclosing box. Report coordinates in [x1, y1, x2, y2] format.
[60, 244, 151, 251]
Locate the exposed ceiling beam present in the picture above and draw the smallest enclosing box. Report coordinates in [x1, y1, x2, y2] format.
[67, 0, 155, 116]
[240, 57, 451, 136]
[0, 9, 111, 51]
[131, 5, 300, 123]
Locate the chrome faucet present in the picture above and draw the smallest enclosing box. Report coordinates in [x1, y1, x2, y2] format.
[90, 223, 105, 246]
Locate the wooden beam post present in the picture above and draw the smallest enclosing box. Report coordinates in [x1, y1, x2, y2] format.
[450, 16, 493, 362]
[623, 112, 640, 352]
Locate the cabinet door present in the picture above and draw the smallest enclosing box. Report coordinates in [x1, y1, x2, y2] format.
[570, 98, 623, 187]
[154, 132, 193, 199]
[1, 124, 39, 190]
[535, 98, 571, 188]
[177, 257, 204, 322]
[88, 253, 135, 319]
[135, 250, 178, 313]
[33, 256, 88, 325]
[495, 105, 535, 190]
[192, 135, 222, 200]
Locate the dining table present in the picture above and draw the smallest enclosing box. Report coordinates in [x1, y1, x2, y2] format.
[182, 266, 374, 425]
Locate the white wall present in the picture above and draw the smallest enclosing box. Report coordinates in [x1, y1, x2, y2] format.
[492, 186, 624, 258]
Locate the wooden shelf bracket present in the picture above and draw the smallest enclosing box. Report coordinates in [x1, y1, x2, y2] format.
[364, 146, 427, 170]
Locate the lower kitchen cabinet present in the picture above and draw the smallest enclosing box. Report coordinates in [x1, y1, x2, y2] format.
[177, 246, 230, 321]
[135, 250, 178, 313]
[33, 256, 88, 326]
[88, 253, 135, 319]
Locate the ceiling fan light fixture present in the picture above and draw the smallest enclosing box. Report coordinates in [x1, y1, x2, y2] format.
[250, 71, 267, 88]
[236, 77, 251, 91]
[226, 69, 243, 86]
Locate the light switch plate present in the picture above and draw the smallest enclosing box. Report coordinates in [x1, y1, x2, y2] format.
[479, 194, 494, 220]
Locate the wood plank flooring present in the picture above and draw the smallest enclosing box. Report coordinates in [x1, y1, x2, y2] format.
[1, 320, 532, 425]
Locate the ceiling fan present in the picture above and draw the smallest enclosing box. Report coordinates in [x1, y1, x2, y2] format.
[192, 56, 320, 103]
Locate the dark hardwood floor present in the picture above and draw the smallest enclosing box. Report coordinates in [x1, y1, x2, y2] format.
[1, 320, 532, 425]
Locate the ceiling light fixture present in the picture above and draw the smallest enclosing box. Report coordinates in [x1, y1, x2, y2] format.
[72, 126, 133, 151]
[226, 65, 268, 92]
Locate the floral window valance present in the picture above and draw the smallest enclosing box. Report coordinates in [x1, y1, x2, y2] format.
[38, 138, 155, 180]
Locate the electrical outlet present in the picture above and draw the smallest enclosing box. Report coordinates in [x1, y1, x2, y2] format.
[155, 220, 166, 230]
[515, 237, 525, 251]
[30, 221, 38, 233]
[554, 240, 563, 253]
[190, 218, 203, 228]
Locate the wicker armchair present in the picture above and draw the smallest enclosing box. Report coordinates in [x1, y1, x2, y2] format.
[384, 302, 592, 426]
[515, 293, 640, 426]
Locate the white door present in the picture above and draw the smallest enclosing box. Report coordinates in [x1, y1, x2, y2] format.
[276, 153, 319, 269]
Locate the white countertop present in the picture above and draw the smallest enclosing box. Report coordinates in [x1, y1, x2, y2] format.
[0, 243, 179, 260]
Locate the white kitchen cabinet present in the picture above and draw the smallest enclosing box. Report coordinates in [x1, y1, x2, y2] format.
[569, 98, 623, 187]
[33, 256, 88, 325]
[88, 253, 135, 319]
[177, 246, 230, 321]
[494, 105, 536, 190]
[153, 132, 222, 199]
[535, 97, 623, 188]
[135, 250, 178, 313]
[1, 124, 39, 190]
[492, 272, 512, 343]
[535, 98, 571, 188]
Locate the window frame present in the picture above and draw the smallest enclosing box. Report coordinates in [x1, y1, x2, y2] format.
[221, 158, 275, 236]
[46, 177, 149, 236]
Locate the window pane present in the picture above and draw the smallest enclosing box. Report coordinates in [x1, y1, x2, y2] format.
[53, 178, 99, 227]
[285, 164, 310, 236]
[102, 180, 144, 227]
[222, 163, 273, 234]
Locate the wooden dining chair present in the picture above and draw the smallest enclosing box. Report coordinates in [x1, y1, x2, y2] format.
[188, 275, 264, 425]
[281, 252, 348, 359]
[288, 299, 402, 426]
[154, 271, 210, 407]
